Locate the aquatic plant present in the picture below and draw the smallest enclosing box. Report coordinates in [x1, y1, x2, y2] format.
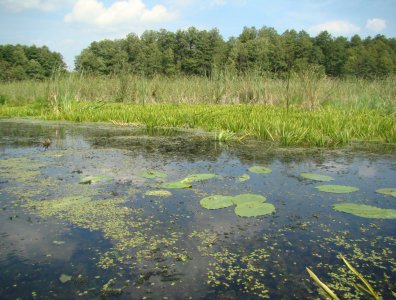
[306, 267, 340, 300]
[300, 172, 334, 182]
[234, 202, 275, 217]
[376, 188, 396, 197]
[160, 181, 192, 189]
[181, 173, 217, 183]
[315, 184, 359, 193]
[333, 203, 396, 219]
[200, 195, 234, 209]
[238, 174, 250, 182]
[248, 166, 272, 174]
[138, 170, 167, 179]
[59, 274, 72, 284]
[79, 175, 112, 184]
[145, 190, 172, 197]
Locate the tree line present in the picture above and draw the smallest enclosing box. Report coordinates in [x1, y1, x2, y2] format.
[0, 44, 66, 81]
[1, 26, 395, 81]
[75, 27, 396, 79]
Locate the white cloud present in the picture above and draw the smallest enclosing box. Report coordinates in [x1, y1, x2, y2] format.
[0, 0, 73, 11]
[366, 18, 386, 32]
[309, 20, 360, 35]
[65, 0, 177, 28]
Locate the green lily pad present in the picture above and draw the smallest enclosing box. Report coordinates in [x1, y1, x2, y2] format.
[231, 194, 266, 206]
[376, 188, 396, 197]
[238, 174, 250, 182]
[235, 202, 275, 217]
[160, 181, 192, 189]
[315, 185, 359, 193]
[334, 203, 396, 219]
[248, 166, 272, 174]
[181, 173, 217, 183]
[300, 173, 334, 182]
[139, 170, 167, 179]
[145, 190, 172, 197]
[200, 195, 234, 210]
[59, 274, 72, 283]
[79, 175, 112, 184]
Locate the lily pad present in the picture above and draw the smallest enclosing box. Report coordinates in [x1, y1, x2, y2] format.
[334, 203, 396, 219]
[181, 173, 217, 183]
[300, 173, 334, 182]
[235, 202, 275, 217]
[376, 188, 396, 197]
[79, 175, 112, 184]
[160, 181, 192, 189]
[315, 185, 359, 193]
[248, 166, 272, 174]
[238, 174, 250, 182]
[231, 194, 266, 206]
[200, 195, 234, 210]
[139, 170, 167, 179]
[145, 190, 172, 197]
[59, 274, 72, 283]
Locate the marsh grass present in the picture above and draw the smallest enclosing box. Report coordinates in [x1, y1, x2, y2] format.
[0, 73, 395, 146]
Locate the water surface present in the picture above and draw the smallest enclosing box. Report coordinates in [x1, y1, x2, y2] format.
[1, 119, 395, 299]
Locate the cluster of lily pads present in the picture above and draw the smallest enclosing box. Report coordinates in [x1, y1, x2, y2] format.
[300, 172, 396, 219]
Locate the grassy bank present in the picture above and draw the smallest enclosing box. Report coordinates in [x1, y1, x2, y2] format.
[0, 74, 395, 147]
[1, 102, 395, 147]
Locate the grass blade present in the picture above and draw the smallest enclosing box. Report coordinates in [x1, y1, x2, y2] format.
[340, 255, 382, 300]
[306, 267, 340, 300]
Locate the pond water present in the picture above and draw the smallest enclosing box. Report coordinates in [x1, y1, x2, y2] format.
[0, 118, 395, 300]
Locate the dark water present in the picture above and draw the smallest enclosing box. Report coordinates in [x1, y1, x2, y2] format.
[0, 119, 395, 300]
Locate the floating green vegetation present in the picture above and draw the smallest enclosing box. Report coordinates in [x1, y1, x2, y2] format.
[0, 156, 45, 183]
[300, 172, 334, 182]
[138, 170, 167, 179]
[315, 185, 359, 193]
[333, 203, 396, 219]
[79, 175, 112, 184]
[376, 188, 396, 197]
[248, 166, 272, 174]
[145, 190, 172, 197]
[234, 202, 275, 217]
[199, 193, 274, 217]
[238, 174, 250, 182]
[231, 193, 266, 206]
[200, 195, 234, 210]
[160, 181, 192, 189]
[59, 274, 72, 284]
[181, 173, 217, 183]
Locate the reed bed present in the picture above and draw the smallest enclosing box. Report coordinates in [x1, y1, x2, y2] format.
[0, 74, 395, 147]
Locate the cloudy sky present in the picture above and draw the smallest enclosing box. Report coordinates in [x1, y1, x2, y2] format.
[0, 0, 394, 69]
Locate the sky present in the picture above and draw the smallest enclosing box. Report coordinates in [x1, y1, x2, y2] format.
[0, 0, 395, 69]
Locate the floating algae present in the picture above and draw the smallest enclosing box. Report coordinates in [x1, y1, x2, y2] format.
[145, 190, 172, 197]
[333, 203, 396, 219]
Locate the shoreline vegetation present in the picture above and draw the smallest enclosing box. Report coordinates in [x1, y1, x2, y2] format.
[0, 74, 395, 147]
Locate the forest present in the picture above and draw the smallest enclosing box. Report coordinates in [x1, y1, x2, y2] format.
[1, 26, 395, 81]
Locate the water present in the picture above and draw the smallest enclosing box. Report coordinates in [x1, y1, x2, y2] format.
[0, 119, 395, 300]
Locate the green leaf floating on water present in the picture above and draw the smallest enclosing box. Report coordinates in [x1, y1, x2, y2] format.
[59, 274, 72, 283]
[231, 194, 266, 206]
[79, 175, 112, 184]
[160, 181, 192, 189]
[248, 166, 272, 174]
[181, 173, 217, 183]
[235, 202, 275, 217]
[334, 203, 396, 219]
[300, 173, 334, 182]
[139, 170, 167, 179]
[238, 174, 250, 182]
[315, 185, 359, 193]
[145, 190, 172, 197]
[200, 195, 234, 209]
[376, 188, 396, 197]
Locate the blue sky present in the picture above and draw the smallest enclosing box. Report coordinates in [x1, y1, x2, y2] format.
[0, 0, 395, 69]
